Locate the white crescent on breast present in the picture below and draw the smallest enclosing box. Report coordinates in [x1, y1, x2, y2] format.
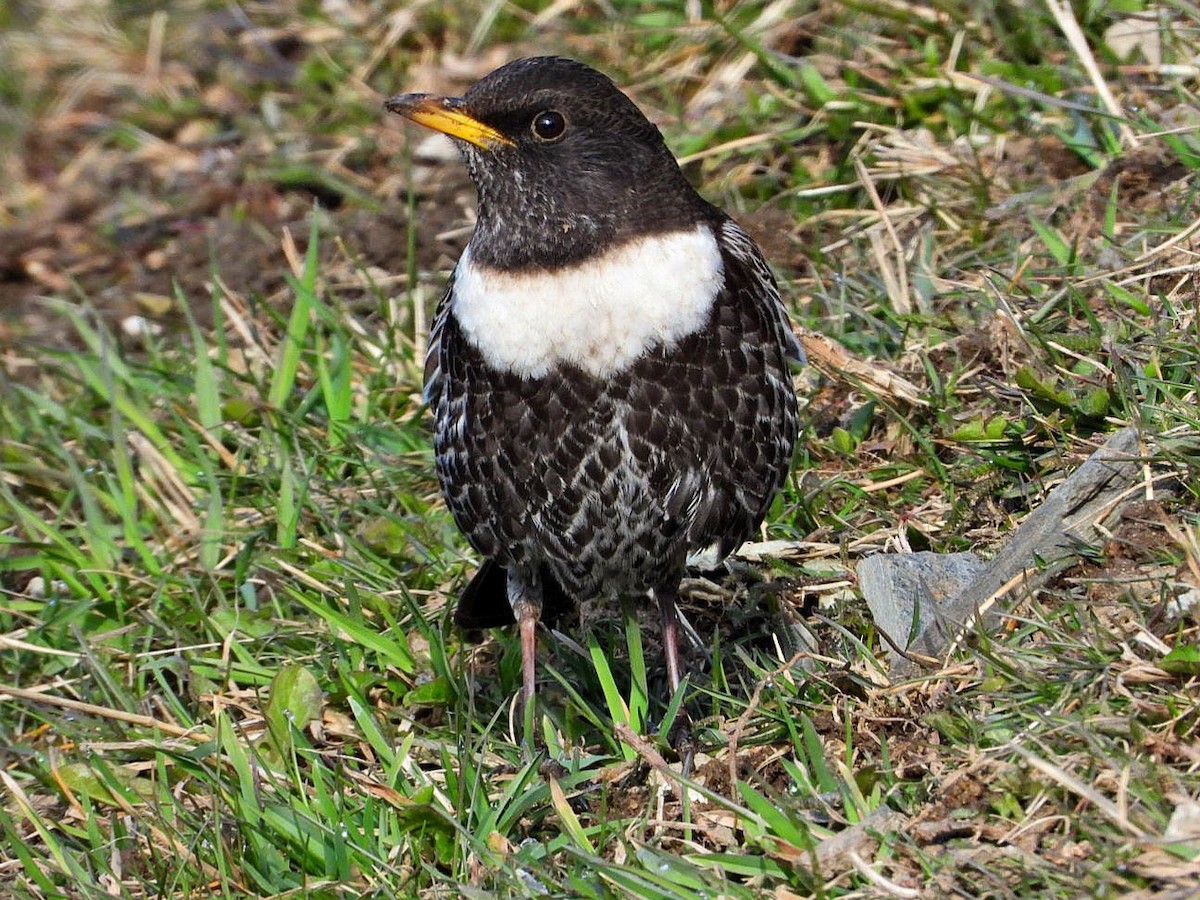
[451, 224, 725, 379]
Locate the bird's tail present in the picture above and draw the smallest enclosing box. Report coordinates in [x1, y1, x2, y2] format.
[453, 559, 574, 630]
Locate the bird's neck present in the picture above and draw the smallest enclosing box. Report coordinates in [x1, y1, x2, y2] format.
[465, 153, 707, 271]
[468, 202, 620, 269]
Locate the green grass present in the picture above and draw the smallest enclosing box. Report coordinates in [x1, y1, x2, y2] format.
[3, 0, 1200, 896]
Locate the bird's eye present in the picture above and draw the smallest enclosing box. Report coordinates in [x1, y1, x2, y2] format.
[531, 110, 567, 142]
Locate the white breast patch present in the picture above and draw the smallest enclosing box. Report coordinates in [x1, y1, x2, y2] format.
[451, 225, 725, 379]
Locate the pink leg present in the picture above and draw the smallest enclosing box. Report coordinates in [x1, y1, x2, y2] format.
[658, 589, 683, 696]
[506, 568, 544, 710]
[518, 606, 538, 707]
[658, 587, 695, 767]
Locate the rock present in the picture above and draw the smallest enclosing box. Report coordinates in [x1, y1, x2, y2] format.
[860, 427, 1144, 678]
[859, 551, 987, 669]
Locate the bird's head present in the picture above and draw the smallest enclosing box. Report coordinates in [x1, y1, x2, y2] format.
[386, 56, 704, 269]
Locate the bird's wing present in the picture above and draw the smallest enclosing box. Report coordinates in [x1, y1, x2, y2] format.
[717, 219, 805, 367]
[422, 272, 456, 407]
[664, 218, 800, 559]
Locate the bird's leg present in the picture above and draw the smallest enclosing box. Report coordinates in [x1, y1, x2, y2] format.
[656, 586, 695, 771]
[518, 605, 538, 708]
[507, 568, 543, 749]
[657, 588, 684, 697]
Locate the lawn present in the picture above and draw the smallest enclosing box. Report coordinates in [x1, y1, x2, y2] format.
[1, 1, 1198, 896]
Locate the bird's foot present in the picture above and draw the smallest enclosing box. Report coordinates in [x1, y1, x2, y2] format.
[666, 712, 696, 777]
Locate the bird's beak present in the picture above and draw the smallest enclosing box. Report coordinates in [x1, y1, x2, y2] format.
[385, 94, 514, 151]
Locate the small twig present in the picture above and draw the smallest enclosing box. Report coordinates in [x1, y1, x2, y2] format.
[1044, 0, 1138, 148]
[0, 684, 209, 741]
[854, 158, 910, 313]
[849, 848, 921, 898]
[0, 635, 82, 660]
[726, 651, 807, 789]
[613, 723, 675, 776]
[961, 73, 1128, 119]
[1011, 743, 1149, 839]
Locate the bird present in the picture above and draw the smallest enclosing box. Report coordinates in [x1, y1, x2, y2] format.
[386, 56, 801, 714]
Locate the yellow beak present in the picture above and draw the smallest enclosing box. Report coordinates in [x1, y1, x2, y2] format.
[384, 94, 514, 150]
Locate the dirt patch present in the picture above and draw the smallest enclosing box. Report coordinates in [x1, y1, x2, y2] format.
[1067, 141, 1194, 254]
[0, 7, 488, 371]
[0, 155, 488, 393]
[1071, 499, 1180, 613]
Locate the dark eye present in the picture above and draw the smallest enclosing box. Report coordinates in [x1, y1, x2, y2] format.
[531, 110, 567, 142]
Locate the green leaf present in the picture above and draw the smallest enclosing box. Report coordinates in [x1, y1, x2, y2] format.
[735, 780, 813, 851]
[548, 776, 595, 855]
[798, 63, 836, 105]
[55, 762, 156, 806]
[950, 416, 1009, 443]
[403, 677, 454, 707]
[269, 211, 321, 411]
[265, 664, 323, 750]
[290, 589, 417, 673]
[624, 603, 648, 733]
[1077, 387, 1110, 419]
[221, 396, 261, 426]
[1029, 216, 1073, 267]
[1105, 282, 1151, 316]
[1015, 366, 1073, 408]
[1160, 644, 1200, 676]
[830, 426, 857, 455]
[588, 631, 634, 760]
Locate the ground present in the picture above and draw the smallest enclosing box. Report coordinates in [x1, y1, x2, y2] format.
[1, 1, 1199, 897]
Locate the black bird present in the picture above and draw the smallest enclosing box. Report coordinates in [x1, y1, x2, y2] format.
[386, 57, 801, 709]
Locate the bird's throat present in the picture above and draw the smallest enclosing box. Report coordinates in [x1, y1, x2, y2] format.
[452, 225, 725, 379]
